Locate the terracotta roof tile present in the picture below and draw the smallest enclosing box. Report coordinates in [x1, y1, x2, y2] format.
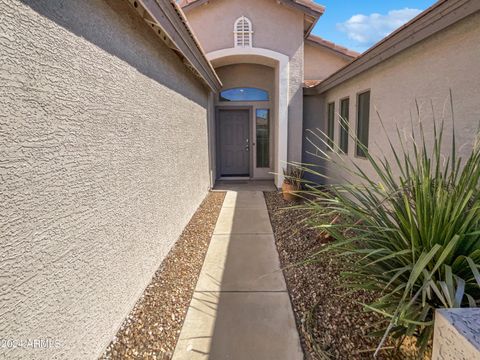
[303, 80, 323, 88]
[169, 0, 222, 88]
[293, 0, 325, 14]
[306, 34, 360, 58]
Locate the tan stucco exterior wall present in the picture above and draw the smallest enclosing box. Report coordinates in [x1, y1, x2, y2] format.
[0, 0, 211, 359]
[215, 64, 275, 97]
[304, 43, 350, 81]
[183, 0, 304, 56]
[184, 0, 305, 162]
[304, 12, 480, 185]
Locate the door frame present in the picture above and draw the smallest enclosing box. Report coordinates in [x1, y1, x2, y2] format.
[215, 106, 253, 179]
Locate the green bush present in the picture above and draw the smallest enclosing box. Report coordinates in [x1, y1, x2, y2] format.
[298, 103, 480, 356]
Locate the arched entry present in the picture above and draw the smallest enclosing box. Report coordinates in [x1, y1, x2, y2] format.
[207, 47, 289, 187]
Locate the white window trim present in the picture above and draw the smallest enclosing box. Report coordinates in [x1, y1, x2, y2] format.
[233, 16, 253, 48]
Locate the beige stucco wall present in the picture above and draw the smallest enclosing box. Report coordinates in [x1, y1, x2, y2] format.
[0, 0, 211, 359]
[304, 12, 480, 185]
[184, 0, 303, 57]
[184, 0, 305, 162]
[304, 42, 350, 81]
[215, 63, 275, 99]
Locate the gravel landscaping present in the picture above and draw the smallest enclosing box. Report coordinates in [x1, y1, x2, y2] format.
[100, 191, 225, 360]
[264, 191, 420, 360]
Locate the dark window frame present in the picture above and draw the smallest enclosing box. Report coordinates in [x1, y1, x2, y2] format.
[339, 97, 349, 154]
[327, 102, 335, 150]
[356, 90, 371, 158]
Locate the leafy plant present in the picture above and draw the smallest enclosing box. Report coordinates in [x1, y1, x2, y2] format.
[297, 101, 480, 356]
[283, 167, 304, 189]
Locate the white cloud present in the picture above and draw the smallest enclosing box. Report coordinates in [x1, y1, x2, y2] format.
[337, 8, 422, 50]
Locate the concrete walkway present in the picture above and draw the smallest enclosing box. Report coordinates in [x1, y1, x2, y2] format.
[172, 189, 303, 360]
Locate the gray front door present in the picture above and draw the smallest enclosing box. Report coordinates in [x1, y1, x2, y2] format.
[218, 109, 250, 176]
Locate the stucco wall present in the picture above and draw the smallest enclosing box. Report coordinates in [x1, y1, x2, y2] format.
[184, 0, 305, 162]
[0, 0, 211, 359]
[183, 0, 304, 57]
[432, 309, 480, 359]
[215, 63, 275, 98]
[304, 42, 350, 81]
[303, 12, 480, 185]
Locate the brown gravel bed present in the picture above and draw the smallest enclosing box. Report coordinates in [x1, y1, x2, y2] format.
[100, 191, 225, 360]
[264, 191, 415, 360]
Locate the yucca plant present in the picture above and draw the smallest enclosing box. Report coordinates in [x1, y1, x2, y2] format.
[296, 100, 480, 356]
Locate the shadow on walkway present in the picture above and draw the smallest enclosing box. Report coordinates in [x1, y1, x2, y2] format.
[173, 186, 303, 360]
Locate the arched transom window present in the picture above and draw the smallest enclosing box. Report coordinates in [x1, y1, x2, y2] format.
[234, 16, 253, 48]
[219, 88, 269, 102]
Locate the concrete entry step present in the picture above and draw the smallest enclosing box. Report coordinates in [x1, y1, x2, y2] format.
[172, 191, 303, 360]
[213, 180, 277, 192]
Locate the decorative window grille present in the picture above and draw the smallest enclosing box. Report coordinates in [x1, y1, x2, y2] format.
[234, 16, 253, 48]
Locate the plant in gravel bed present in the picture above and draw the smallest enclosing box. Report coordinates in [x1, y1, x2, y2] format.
[296, 100, 480, 357]
[282, 167, 304, 202]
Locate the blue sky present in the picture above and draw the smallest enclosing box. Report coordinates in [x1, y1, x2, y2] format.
[312, 0, 437, 53]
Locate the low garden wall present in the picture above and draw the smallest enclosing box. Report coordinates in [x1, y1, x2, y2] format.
[433, 309, 480, 359]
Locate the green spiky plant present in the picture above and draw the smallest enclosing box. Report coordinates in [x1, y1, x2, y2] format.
[295, 99, 480, 357]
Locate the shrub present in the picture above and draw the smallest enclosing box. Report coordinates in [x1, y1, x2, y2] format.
[298, 102, 480, 356]
[283, 166, 304, 189]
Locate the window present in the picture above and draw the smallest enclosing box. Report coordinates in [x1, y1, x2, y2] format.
[234, 16, 253, 48]
[219, 88, 269, 102]
[256, 109, 270, 168]
[339, 98, 349, 153]
[356, 91, 370, 157]
[327, 102, 335, 149]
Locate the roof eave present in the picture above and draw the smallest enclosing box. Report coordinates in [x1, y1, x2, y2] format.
[277, 0, 324, 17]
[180, 0, 209, 12]
[134, 0, 221, 92]
[276, 0, 325, 37]
[304, 14, 320, 37]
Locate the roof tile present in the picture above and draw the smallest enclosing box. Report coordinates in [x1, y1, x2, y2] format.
[306, 34, 360, 58]
[303, 80, 323, 88]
